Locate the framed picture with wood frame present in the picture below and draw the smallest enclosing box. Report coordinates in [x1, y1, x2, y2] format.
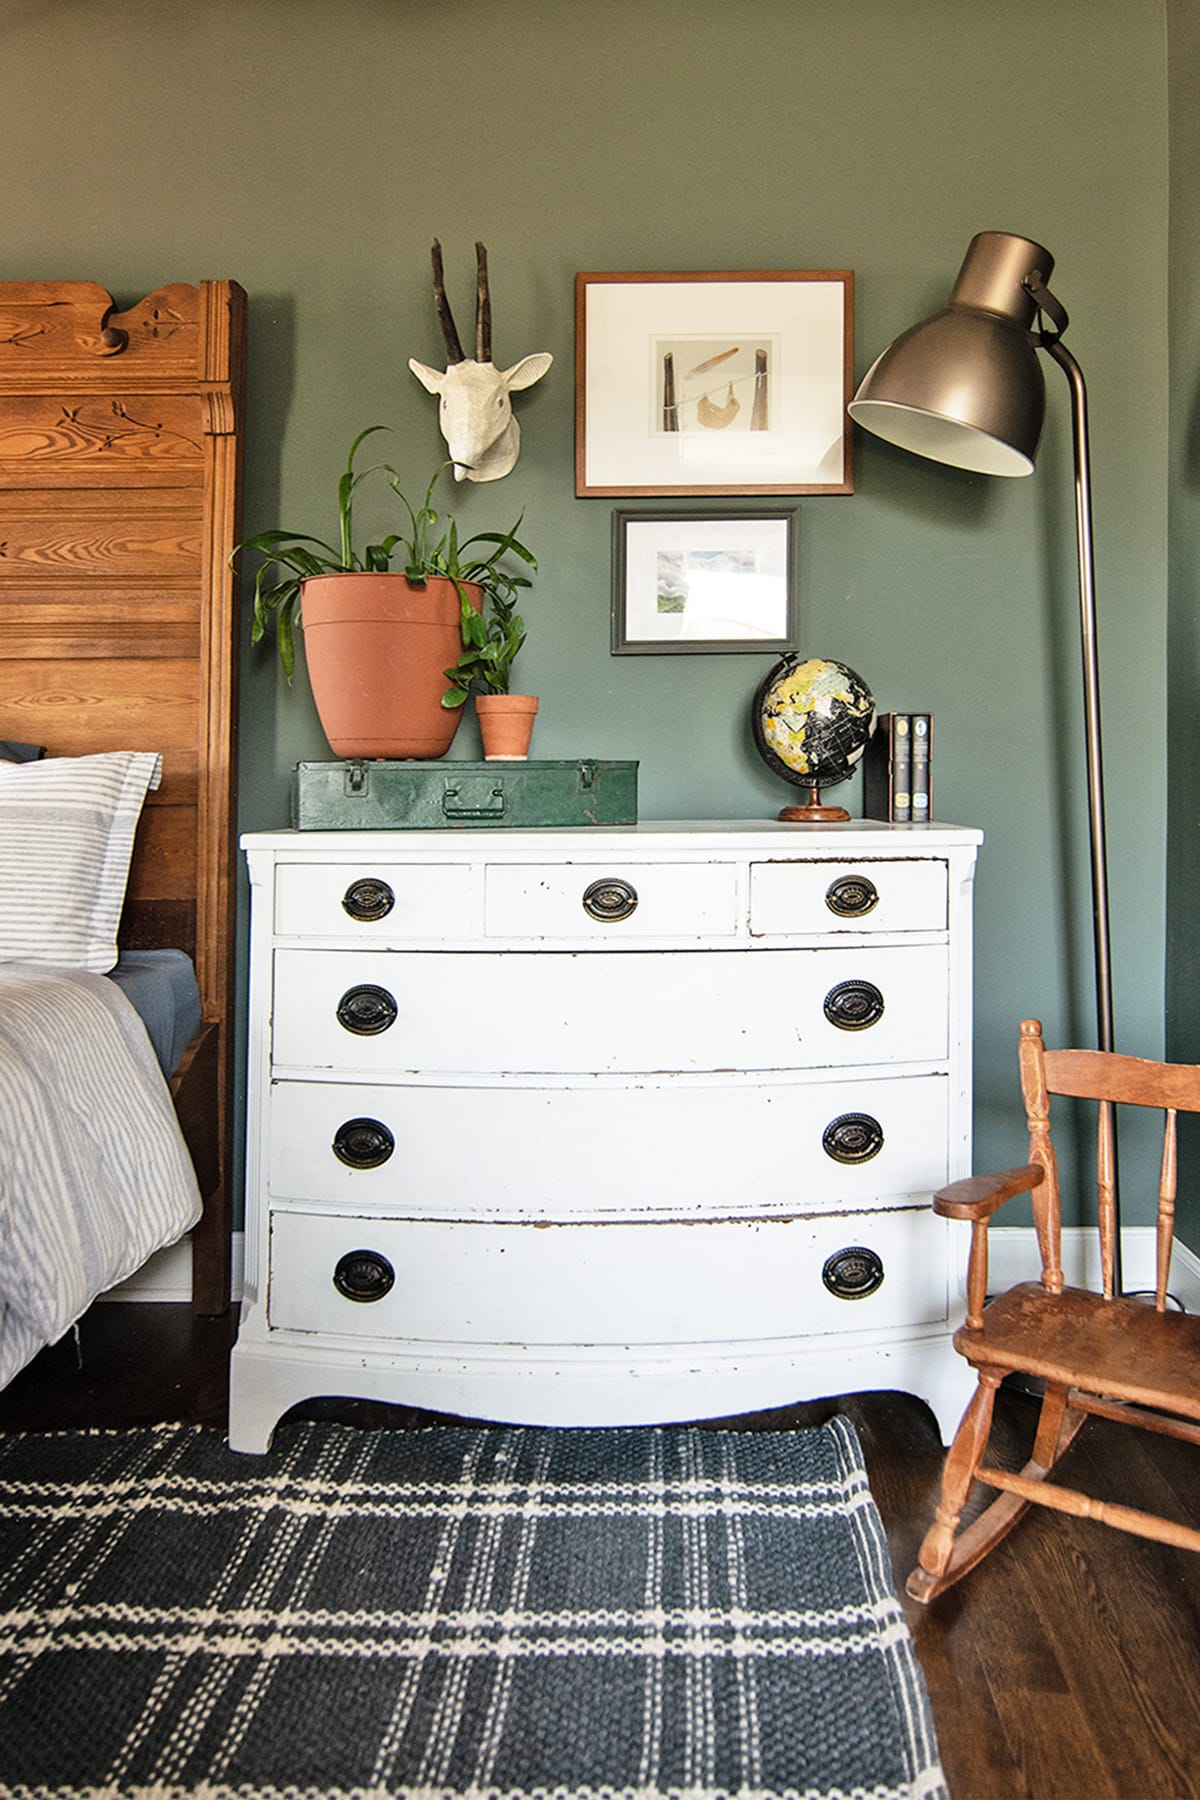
[611, 507, 798, 654]
[576, 270, 854, 497]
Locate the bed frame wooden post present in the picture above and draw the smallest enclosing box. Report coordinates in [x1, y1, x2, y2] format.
[0, 277, 247, 1314]
[190, 279, 246, 1314]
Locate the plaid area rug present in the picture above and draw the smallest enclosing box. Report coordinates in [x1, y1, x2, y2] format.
[0, 1416, 946, 1800]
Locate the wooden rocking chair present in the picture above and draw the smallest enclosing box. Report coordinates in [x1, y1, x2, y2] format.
[908, 1016, 1200, 1604]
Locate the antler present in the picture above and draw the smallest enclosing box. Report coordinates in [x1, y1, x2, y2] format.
[475, 242, 492, 363]
[430, 239, 466, 365]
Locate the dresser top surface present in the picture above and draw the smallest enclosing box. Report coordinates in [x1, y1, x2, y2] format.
[243, 818, 983, 856]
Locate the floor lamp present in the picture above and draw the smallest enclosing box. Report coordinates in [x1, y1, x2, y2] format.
[847, 230, 1122, 1292]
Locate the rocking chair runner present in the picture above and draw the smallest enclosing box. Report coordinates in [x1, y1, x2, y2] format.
[908, 1017, 1200, 1604]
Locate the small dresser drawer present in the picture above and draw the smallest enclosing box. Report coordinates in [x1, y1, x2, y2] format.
[271, 944, 950, 1074]
[267, 1206, 952, 1344]
[750, 857, 948, 936]
[267, 1072, 950, 1218]
[484, 860, 738, 939]
[274, 861, 471, 939]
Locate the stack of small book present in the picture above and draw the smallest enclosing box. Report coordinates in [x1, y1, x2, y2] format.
[862, 713, 932, 822]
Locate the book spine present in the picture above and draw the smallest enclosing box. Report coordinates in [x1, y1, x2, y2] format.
[861, 713, 892, 820]
[890, 714, 912, 822]
[910, 713, 932, 824]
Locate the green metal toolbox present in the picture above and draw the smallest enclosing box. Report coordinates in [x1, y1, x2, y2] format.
[292, 758, 639, 830]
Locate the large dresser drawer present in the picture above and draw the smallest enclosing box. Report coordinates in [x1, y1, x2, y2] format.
[750, 856, 948, 936]
[483, 860, 738, 939]
[271, 944, 950, 1074]
[274, 861, 472, 939]
[266, 1071, 951, 1218]
[266, 1205, 952, 1344]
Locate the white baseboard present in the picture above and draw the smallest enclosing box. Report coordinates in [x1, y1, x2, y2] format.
[100, 1231, 245, 1306]
[989, 1226, 1200, 1310]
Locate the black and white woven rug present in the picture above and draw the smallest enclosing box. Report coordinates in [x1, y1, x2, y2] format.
[0, 1415, 946, 1800]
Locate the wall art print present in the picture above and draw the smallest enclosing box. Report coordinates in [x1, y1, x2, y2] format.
[612, 508, 797, 654]
[577, 271, 854, 497]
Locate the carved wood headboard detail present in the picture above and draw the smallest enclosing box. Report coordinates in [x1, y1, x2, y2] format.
[0, 278, 246, 1313]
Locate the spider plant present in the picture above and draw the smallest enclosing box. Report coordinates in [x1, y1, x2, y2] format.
[232, 429, 536, 686]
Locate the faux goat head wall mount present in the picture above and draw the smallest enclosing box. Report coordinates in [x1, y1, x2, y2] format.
[409, 240, 552, 484]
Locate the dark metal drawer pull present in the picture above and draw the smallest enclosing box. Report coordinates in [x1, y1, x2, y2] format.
[825, 874, 879, 917]
[823, 978, 885, 1031]
[336, 983, 398, 1035]
[332, 1117, 395, 1168]
[582, 877, 639, 922]
[333, 1249, 395, 1303]
[342, 878, 395, 922]
[822, 1112, 884, 1164]
[822, 1246, 885, 1300]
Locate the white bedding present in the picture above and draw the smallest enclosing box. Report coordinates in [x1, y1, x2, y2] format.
[0, 963, 201, 1389]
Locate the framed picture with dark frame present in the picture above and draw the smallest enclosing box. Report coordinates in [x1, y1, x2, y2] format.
[576, 270, 854, 497]
[612, 508, 798, 655]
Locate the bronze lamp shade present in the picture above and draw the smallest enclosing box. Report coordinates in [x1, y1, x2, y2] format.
[848, 232, 1053, 475]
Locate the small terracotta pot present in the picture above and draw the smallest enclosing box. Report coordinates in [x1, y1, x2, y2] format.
[300, 572, 480, 760]
[476, 693, 539, 760]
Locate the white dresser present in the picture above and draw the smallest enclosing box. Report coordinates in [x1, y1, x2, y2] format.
[229, 820, 982, 1453]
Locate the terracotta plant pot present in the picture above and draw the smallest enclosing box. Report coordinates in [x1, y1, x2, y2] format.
[476, 693, 539, 760]
[300, 572, 481, 760]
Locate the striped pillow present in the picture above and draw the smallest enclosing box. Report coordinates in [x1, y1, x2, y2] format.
[0, 751, 163, 972]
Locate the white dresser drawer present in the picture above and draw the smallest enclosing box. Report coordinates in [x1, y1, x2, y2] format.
[484, 860, 738, 938]
[266, 1072, 951, 1218]
[750, 857, 947, 936]
[271, 944, 950, 1074]
[267, 1206, 952, 1344]
[274, 861, 472, 939]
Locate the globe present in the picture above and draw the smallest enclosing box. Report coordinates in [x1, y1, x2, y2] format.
[752, 655, 877, 821]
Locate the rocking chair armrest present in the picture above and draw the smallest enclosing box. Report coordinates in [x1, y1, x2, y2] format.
[933, 1162, 1044, 1221]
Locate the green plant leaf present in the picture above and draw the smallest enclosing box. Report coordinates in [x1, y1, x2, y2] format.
[338, 426, 391, 567]
[232, 529, 342, 564]
[276, 600, 297, 683]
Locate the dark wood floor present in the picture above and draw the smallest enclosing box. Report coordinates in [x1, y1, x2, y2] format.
[3, 1306, 1200, 1800]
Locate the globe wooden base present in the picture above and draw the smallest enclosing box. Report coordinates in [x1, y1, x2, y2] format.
[777, 802, 850, 822]
[777, 783, 849, 822]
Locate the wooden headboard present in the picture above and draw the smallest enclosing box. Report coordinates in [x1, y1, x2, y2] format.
[0, 279, 246, 1313]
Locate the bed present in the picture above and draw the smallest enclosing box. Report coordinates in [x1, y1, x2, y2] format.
[0, 278, 245, 1367]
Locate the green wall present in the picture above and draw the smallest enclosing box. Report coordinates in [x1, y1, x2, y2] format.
[1, 0, 1177, 1226]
